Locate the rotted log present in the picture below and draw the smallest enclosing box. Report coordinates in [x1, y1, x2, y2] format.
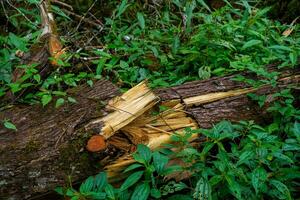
[0, 67, 299, 199]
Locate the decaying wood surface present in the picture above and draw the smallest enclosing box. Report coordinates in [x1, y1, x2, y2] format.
[0, 67, 299, 199]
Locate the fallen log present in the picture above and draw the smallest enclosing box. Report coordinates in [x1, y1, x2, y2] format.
[0, 68, 299, 199]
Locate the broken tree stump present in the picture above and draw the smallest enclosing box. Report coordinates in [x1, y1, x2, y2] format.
[0, 67, 299, 199]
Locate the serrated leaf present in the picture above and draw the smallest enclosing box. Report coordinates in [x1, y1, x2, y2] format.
[120, 171, 144, 191]
[137, 12, 145, 29]
[242, 40, 262, 50]
[131, 182, 150, 200]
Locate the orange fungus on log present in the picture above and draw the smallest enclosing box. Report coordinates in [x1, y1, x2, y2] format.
[86, 135, 106, 152]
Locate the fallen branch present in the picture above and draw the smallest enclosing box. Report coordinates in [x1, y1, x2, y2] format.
[0, 67, 299, 199]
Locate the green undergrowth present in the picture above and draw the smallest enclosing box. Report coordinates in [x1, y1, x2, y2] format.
[56, 88, 300, 200]
[0, 0, 299, 107]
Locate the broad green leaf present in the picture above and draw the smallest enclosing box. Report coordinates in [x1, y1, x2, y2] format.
[273, 152, 293, 164]
[251, 167, 267, 194]
[104, 184, 115, 199]
[153, 151, 169, 174]
[209, 175, 223, 186]
[80, 176, 94, 193]
[131, 182, 150, 200]
[124, 163, 143, 173]
[242, 40, 262, 50]
[137, 12, 145, 29]
[120, 171, 144, 191]
[193, 178, 212, 200]
[293, 121, 300, 138]
[237, 150, 254, 166]
[150, 188, 161, 199]
[268, 45, 292, 52]
[55, 98, 65, 108]
[136, 144, 152, 164]
[94, 172, 107, 191]
[41, 94, 52, 106]
[88, 192, 106, 199]
[225, 175, 241, 199]
[3, 120, 17, 131]
[289, 52, 297, 65]
[270, 180, 292, 200]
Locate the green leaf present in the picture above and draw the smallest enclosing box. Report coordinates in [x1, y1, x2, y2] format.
[55, 98, 65, 108]
[116, 0, 129, 18]
[209, 175, 223, 186]
[193, 178, 212, 200]
[124, 163, 143, 173]
[67, 97, 77, 103]
[41, 94, 52, 106]
[54, 187, 64, 195]
[273, 152, 293, 164]
[150, 188, 161, 199]
[130, 182, 150, 200]
[94, 172, 107, 191]
[87, 80, 93, 87]
[270, 180, 292, 200]
[80, 176, 94, 193]
[104, 184, 115, 199]
[88, 192, 106, 199]
[237, 150, 254, 166]
[289, 52, 297, 65]
[293, 121, 300, 138]
[3, 120, 17, 131]
[137, 12, 145, 29]
[268, 45, 292, 52]
[242, 40, 262, 50]
[153, 151, 169, 174]
[120, 171, 144, 191]
[166, 194, 193, 200]
[196, 0, 211, 12]
[225, 175, 241, 199]
[136, 144, 152, 164]
[251, 167, 267, 194]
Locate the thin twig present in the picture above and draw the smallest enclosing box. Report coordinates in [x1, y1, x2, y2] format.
[51, 0, 73, 11]
[74, 0, 98, 31]
[5, 0, 37, 28]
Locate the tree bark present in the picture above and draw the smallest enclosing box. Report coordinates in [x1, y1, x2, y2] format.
[0, 68, 299, 199]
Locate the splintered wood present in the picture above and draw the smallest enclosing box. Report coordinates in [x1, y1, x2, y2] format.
[105, 100, 199, 180]
[85, 81, 159, 140]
